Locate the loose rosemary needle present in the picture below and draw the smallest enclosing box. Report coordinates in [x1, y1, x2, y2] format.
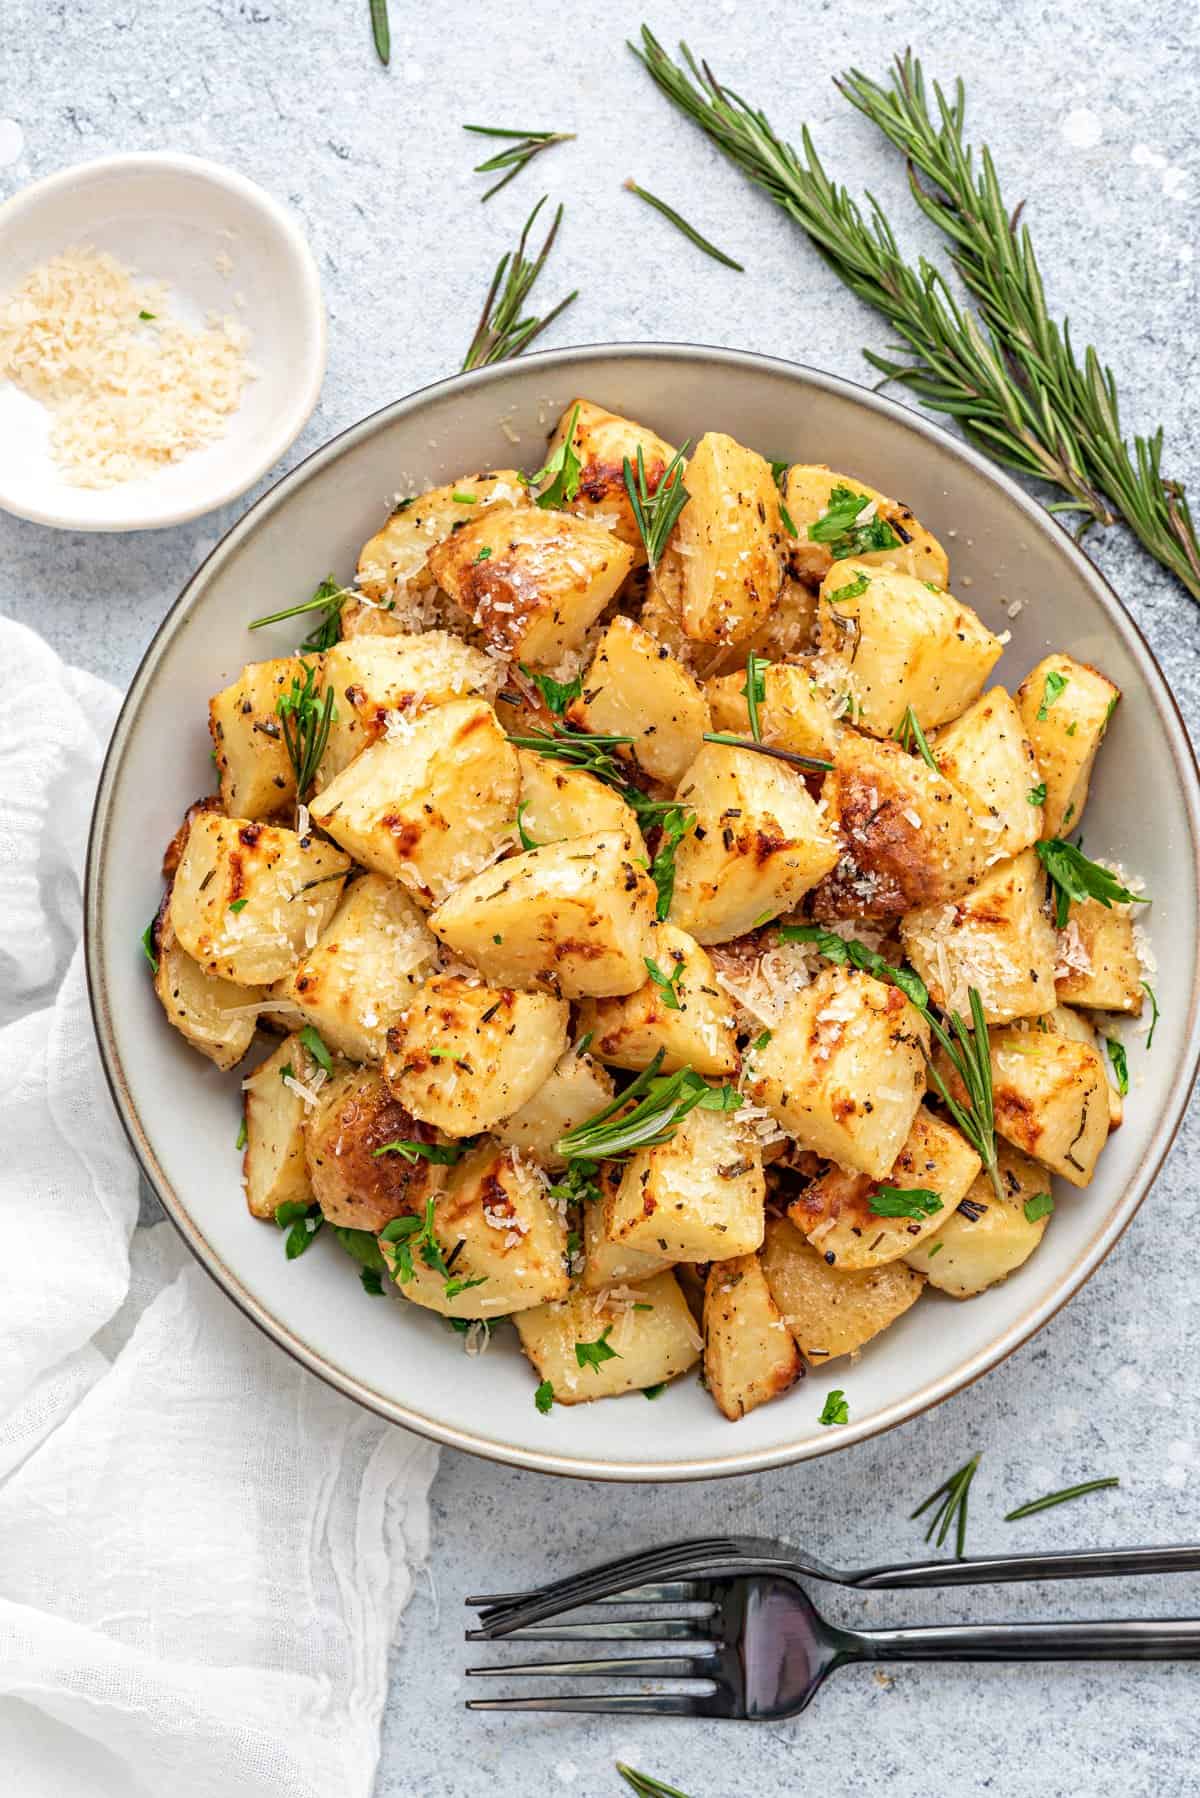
[462, 196, 577, 371]
[622, 177, 744, 269]
[465, 125, 575, 201]
[369, 0, 389, 66]
[1005, 1477, 1120, 1522]
[912, 1453, 981, 1559]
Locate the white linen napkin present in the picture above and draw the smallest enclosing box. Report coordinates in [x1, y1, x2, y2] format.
[0, 615, 438, 1798]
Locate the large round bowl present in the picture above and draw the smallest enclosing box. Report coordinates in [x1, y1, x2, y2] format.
[86, 345, 1200, 1480]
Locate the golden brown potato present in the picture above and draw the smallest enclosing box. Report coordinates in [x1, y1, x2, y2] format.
[356, 471, 531, 603]
[904, 1143, 1052, 1297]
[703, 1255, 804, 1420]
[786, 1105, 981, 1270]
[938, 1026, 1109, 1188]
[566, 616, 710, 785]
[308, 699, 519, 906]
[428, 830, 656, 998]
[759, 1216, 924, 1363]
[383, 975, 569, 1135]
[931, 687, 1044, 858]
[152, 907, 262, 1070]
[604, 1104, 765, 1262]
[747, 967, 929, 1179]
[705, 659, 838, 763]
[496, 1046, 615, 1169]
[668, 741, 840, 943]
[427, 503, 635, 667]
[170, 813, 350, 986]
[240, 1033, 320, 1219]
[740, 576, 819, 663]
[209, 657, 306, 820]
[783, 465, 949, 588]
[580, 1169, 676, 1291]
[900, 850, 1059, 1025]
[305, 1065, 446, 1232]
[514, 747, 643, 848]
[316, 632, 505, 784]
[1055, 897, 1144, 1014]
[1016, 654, 1120, 837]
[576, 923, 739, 1077]
[540, 397, 676, 553]
[816, 561, 1003, 738]
[651, 432, 783, 645]
[811, 729, 988, 923]
[384, 1141, 569, 1319]
[515, 1272, 702, 1403]
[269, 873, 437, 1062]
[1041, 1005, 1123, 1130]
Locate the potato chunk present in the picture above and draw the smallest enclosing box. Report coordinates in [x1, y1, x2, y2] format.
[383, 975, 569, 1135]
[356, 471, 530, 603]
[905, 1144, 1052, 1297]
[515, 746, 642, 847]
[316, 632, 504, 783]
[305, 1065, 446, 1232]
[760, 1216, 924, 1363]
[1055, 897, 1143, 1014]
[652, 432, 783, 645]
[787, 1106, 981, 1270]
[308, 699, 519, 906]
[152, 908, 262, 1070]
[930, 687, 1043, 857]
[1041, 1005, 1123, 1129]
[580, 1170, 676, 1291]
[668, 742, 839, 943]
[240, 1034, 319, 1219]
[566, 616, 710, 785]
[816, 562, 1003, 738]
[704, 1255, 804, 1420]
[747, 967, 929, 1179]
[900, 850, 1059, 1025]
[705, 659, 838, 763]
[497, 1047, 615, 1170]
[427, 503, 635, 667]
[429, 830, 656, 998]
[209, 656, 306, 819]
[516, 1272, 702, 1403]
[1016, 654, 1119, 837]
[939, 1026, 1108, 1187]
[270, 873, 437, 1062]
[385, 1141, 569, 1318]
[541, 397, 677, 553]
[576, 924, 738, 1077]
[811, 730, 988, 923]
[171, 813, 350, 985]
[783, 466, 949, 588]
[605, 1105, 765, 1262]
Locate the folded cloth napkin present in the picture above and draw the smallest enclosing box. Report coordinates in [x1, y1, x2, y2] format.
[0, 615, 438, 1798]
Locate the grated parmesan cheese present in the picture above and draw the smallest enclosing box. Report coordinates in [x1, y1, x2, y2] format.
[0, 245, 255, 488]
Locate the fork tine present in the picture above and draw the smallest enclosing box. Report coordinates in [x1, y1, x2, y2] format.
[466, 1652, 717, 1681]
[473, 1555, 736, 1636]
[466, 1616, 714, 1643]
[467, 1579, 706, 1609]
[467, 1538, 736, 1612]
[465, 1692, 709, 1715]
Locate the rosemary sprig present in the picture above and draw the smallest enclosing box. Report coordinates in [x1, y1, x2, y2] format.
[249, 575, 348, 652]
[369, 0, 389, 66]
[923, 989, 1003, 1202]
[911, 1453, 981, 1559]
[510, 722, 688, 830]
[616, 1765, 694, 1798]
[703, 731, 834, 773]
[276, 661, 335, 800]
[623, 441, 690, 568]
[464, 124, 575, 202]
[1035, 838, 1149, 930]
[371, 1139, 467, 1164]
[894, 704, 939, 772]
[1005, 1476, 1120, 1522]
[622, 177, 744, 270]
[556, 1050, 741, 1163]
[631, 29, 1200, 600]
[462, 197, 577, 372]
[777, 925, 929, 1008]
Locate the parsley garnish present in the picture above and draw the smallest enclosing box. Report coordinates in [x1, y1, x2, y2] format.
[528, 401, 582, 508]
[474, 545, 493, 563]
[623, 441, 691, 569]
[279, 1062, 295, 1083]
[451, 489, 477, 503]
[649, 803, 696, 920]
[140, 920, 159, 974]
[827, 571, 870, 605]
[445, 1273, 489, 1300]
[642, 1383, 667, 1400]
[808, 485, 899, 560]
[334, 1226, 388, 1288]
[1024, 1191, 1054, 1223]
[778, 925, 929, 1009]
[742, 650, 768, 742]
[534, 1379, 555, 1413]
[644, 954, 685, 1011]
[138, 308, 156, 320]
[379, 1197, 449, 1284]
[575, 1326, 620, 1372]
[869, 1185, 943, 1220]
[298, 1025, 332, 1074]
[751, 1029, 773, 1051]
[1037, 669, 1069, 720]
[275, 1198, 323, 1259]
[1027, 782, 1047, 805]
[522, 663, 583, 716]
[818, 1389, 849, 1426]
[1106, 1038, 1129, 1096]
[235, 1117, 248, 1151]
[911, 1453, 980, 1559]
[1035, 838, 1149, 929]
[228, 897, 248, 913]
[372, 1139, 467, 1164]
[514, 800, 541, 851]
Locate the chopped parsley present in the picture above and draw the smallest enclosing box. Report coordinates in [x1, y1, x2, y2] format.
[1106, 1037, 1129, 1096]
[808, 485, 899, 560]
[869, 1185, 943, 1220]
[1027, 782, 1047, 805]
[649, 804, 696, 921]
[751, 1029, 773, 1052]
[818, 1389, 850, 1426]
[275, 1198, 323, 1258]
[742, 651, 768, 741]
[575, 1326, 620, 1372]
[372, 1138, 467, 1164]
[642, 1383, 667, 1400]
[140, 920, 159, 974]
[451, 489, 477, 503]
[235, 1117, 247, 1151]
[1024, 1191, 1054, 1223]
[522, 663, 583, 716]
[473, 546, 493, 563]
[298, 1025, 332, 1074]
[1037, 669, 1069, 721]
[534, 1379, 555, 1413]
[528, 401, 582, 507]
[379, 1197, 449, 1285]
[1035, 838, 1149, 929]
[228, 897, 248, 913]
[644, 954, 685, 1010]
[515, 800, 541, 851]
[827, 571, 870, 605]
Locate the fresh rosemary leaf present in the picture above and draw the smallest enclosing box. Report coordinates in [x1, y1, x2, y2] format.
[1141, 981, 1160, 1049]
[818, 1389, 849, 1426]
[623, 440, 691, 568]
[464, 124, 575, 202]
[1037, 669, 1069, 721]
[249, 575, 346, 650]
[1035, 838, 1149, 930]
[515, 800, 541, 851]
[445, 1273, 488, 1301]
[922, 989, 1003, 1202]
[869, 1185, 942, 1220]
[575, 1326, 619, 1371]
[616, 1766, 694, 1798]
[649, 803, 696, 919]
[555, 1051, 740, 1162]
[527, 401, 582, 507]
[644, 954, 685, 1010]
[894, 705, 939, 771]
[276, 660, 335, 800]
[911, 1452, 980, 1558]
[1106, 1037, 1129, 1097]
[534, 1379, 555, 1414]
[371, 1138, 466, 1164]
[702, 731, 833, 772]
[742, 650, 768, 742]
[140, 919, 159, 974]
[235, 1117, 248, 1151]
[1023, 1191, 1054, 1223]
[1005, 1476, 1119, 1522]
[369, 0, 389, 65]
[622, 177, 744, 269]
[462, 196, 577, 371]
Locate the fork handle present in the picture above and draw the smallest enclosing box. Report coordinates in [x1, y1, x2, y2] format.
[857, 1617, 1200, 1663]
[851, 1544, 1200, 1589]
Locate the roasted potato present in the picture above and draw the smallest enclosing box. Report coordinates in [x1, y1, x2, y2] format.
[566, 616, 710, 785]
[580, 1167, 677, 1291]
[540, 397, 677, 553]
[496, 1046, 615, 1169]
[316, 632, 504, 784]
[1055, 896, 1144, 1014]
[356, 471, 530, 604]
[383, 974, 569, 1135]
[515, 746, 643, 848]
[705, 658, 838, 763]
[170, 813, 350, 986]
[240, 1033, 320, 1219]
[668, 741, 840, 943]
[309, 698, 519, 906]
[904, 1143, 1053, 1297]
[515, 1272, 702, 1403]
[747, 967, 930, 1179]
[208, 656, 305, 819]
[930, 686, 1044, 857]
[576, 923, 739, 1077]
[1016, 654, 1119, 837]
[305, 1065, 446, 1232]
[604, 1104, 765, 1262]
[427, 503, 635, 667]
[899, 849, 1059, 1025]
[704, 1254, 804, 1420]
[938, 1025, 1109, 1187]
[429, 829, 657, 998]
[759, 1216, 924, 1363]
[651, 432, 783, 645]
[783, 465, 949, 588]
[152, 906, 262, 1070]
[1041, 1004, 1124, 1130]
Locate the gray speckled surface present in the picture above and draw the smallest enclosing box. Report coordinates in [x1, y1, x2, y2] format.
[4, 3, 1200, 1793]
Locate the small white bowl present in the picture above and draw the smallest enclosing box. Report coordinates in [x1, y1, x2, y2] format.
[0, 152, 325, 531]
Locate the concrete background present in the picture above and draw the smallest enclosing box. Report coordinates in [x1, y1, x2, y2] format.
[2, 1, 1198, 1792]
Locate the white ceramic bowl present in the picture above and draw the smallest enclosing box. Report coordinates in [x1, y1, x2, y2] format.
[86, 345, 1200, 1480]
[0, 152, 325, 530]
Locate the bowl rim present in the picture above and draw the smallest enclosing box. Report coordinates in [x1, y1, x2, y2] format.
[0, 150, 327, 532]
[84, 340, 1200, 1481]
